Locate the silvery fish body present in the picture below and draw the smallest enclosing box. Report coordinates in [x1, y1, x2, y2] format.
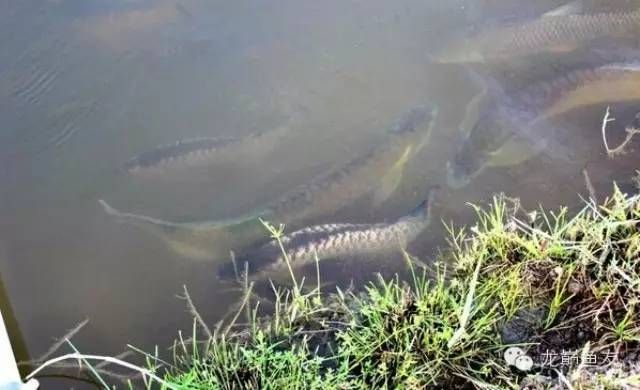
[124, 125, 291, 177]
[255, 105, 437, 225]
[217, 190, 435, 281]
[124, 137, 238, 173]
[435, 8, 640, 63]
[100, 105, 438, 260]
[447, 61, 640, 188]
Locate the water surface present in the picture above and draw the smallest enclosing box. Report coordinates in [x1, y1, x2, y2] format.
[1, 1, 639, 387]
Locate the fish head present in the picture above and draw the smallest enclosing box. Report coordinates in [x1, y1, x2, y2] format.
[123, 156, 142, 174]
[447, 104, 513, 189]
[216, 244, 283, 282]
[388, 105, 439, 149]
[446, 159, 473, 189]
[389, 105, 438, 134]
[446, 135, 487, 189]
[123, 153, 162, 176]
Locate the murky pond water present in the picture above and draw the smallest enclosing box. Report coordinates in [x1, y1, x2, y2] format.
[1, 0, 640, 387]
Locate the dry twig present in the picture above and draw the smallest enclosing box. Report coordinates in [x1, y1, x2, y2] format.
[26, 352, 179, 389]
[180, 285, 212, 340]
[601, 107, 640, 158]
[582, 168, 597, 204]
[21, 318, 89, 365]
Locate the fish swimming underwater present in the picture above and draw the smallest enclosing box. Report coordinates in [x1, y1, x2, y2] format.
[434, 3, 640, 63]
[217, 189, 436, 281]
[124, 124, 292, 177]
[100, 105, 438, 260]
[248, 105, 438, 222]
[447, 61, 640, 188]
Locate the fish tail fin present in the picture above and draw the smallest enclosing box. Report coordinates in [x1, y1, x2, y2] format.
[98, 199, 183, 230]
[98, 199, 120, 217]
[99, 198, 269, 241]
[98, 199, 258, 261]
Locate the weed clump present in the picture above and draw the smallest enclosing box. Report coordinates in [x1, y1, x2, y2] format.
[29, 186, 640, 388]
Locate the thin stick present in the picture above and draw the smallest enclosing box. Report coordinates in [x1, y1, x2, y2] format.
[23, 319, 89, 364]
[314, 251, 321, 301]
[555, 369, 575, 390]
[65, 340, 110, 390]
[223, 282, 254, 337]
[26, 353, 179, 389]
[242, 262, 252, 325]
[601, 107, 640, 158]
[229, 251, 239, 282]
[181, 285, 212, 340]
[126, 344, 173, 369]
[95, 350, 134, 369]
[610, 126, 640, 157]
[259, 218, 299, 293]
[582, 168, 597, 204]
[20, 360, 137, 382]
[601, 106, 615, 154]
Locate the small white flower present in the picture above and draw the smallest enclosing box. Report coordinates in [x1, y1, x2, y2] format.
[515, 355, 534, 372]
[503, 347, 524, 366]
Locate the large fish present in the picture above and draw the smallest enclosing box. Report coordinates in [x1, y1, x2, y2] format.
[217, 189, 436, 281]
[100, 105, 438, 260]
[447, 61, 640, 188]
[124, 125, 291, 177]
[434, 3, 640, 63]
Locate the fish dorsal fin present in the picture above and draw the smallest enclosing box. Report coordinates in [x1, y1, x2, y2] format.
[542, 0, 585, 17]
[582, 0, 640, 13]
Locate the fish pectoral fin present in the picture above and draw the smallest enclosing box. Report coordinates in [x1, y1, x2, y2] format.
[542, 0, 585, 17]
[165, 239, 215, 261]
[372, 169, 404, 207]
[486, 137, 538, 168]
[371, 147, 412, 207]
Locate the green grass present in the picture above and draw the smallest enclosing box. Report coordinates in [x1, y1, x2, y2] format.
[29, 185, 640, 388]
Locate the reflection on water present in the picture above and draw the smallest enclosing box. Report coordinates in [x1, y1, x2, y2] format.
[1, 0, 639, 387]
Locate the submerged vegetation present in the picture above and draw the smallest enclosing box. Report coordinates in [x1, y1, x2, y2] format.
[30, 186, 640, 388]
